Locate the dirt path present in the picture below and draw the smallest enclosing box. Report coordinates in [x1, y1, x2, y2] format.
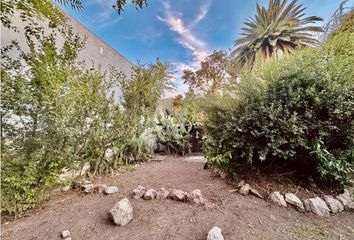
[2, 156, 354, 240]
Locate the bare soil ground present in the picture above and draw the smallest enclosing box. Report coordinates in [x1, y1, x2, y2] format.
[1, 156, 354, 240]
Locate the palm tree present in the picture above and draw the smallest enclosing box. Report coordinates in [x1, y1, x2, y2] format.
[233, 0, 323, 66]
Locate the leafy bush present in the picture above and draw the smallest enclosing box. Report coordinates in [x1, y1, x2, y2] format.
[1, 28, 120, 214]
[1, 27, 171, 215]
[203, 32, 354, 187]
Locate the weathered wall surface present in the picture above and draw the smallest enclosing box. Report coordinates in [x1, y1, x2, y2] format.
[1, 12, 134, 102]
[65, 14, 134, 77]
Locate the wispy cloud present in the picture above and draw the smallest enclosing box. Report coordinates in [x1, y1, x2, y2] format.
[89, 0, 117, 25]
[157, 1, 210, 64]
[157, 1, 211, 96]
[122, 27, 162, 45]
[189, 2, 210, 29]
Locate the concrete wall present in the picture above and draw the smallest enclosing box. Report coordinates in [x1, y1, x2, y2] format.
[65, 14, 134, 77]
[1, 12, 134, 102]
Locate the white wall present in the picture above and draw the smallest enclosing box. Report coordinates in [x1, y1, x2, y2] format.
[1, 12, 134, 102]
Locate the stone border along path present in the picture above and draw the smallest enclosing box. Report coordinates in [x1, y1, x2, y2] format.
[131, 186, 206, 204]
[75, 167, 353, 218]
[4, 156, 354, 240]
[65, 180, 224, 239]
[107, 186, 225, 240]
[229, 178, 354, 217]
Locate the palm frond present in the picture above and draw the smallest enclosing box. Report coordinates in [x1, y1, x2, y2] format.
[233, 0, 323, 66]
[54, 0, 83, 10]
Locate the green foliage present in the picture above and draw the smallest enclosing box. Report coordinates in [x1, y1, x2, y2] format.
[1, 160, 39, 214]
[1, 0, 147, 39]
[1, 26, 170, 215]
[204, 32, 354, 187]
[311, 140, 354, 185]
[182, 51, 230, 95]
[154, 109, 193, 155]
[233, 0, 323, 66]
[1, 0, 69, 33]
[119, 59, 174, 119]
[153, 94, 202, 155]
[113, 0, 147, 15]
[1, 28, 119, 214]
[204, 151, 236, 178]
[329, 9, 354, 39]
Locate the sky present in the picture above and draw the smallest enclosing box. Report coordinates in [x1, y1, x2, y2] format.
[60, 0, 354, 96]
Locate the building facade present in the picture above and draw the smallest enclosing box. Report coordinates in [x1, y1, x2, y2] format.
[1, 12, 134, 102]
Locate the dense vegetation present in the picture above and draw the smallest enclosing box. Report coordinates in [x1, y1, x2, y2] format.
[0, 26, 171, 215]
[203, 31, 354, 186]
[1, 0, 353, 217]
[154, 97, 200, 155]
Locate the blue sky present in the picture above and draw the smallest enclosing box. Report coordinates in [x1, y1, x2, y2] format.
[61, 0, 353, 96]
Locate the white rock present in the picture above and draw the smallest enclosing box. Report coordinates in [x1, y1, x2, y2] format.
[143, 188, 157, 200]
[285, 193, 304, 211]
[306, 197, 330, 217]
[104, 186, 118, 195]
[250, 189, 264, 199]
[82, 184, 95, 193]
[61, 229, 70, 238]
[80, 162, 91, 176]
[93, 184, 108, 194]
[59, 168, 80, 182]
[156, 188, 170, 200]
[169, 189, 186, 201]
[303, 199, 311, 212]
[345, 202, 354, 212]
[237, 180, 245, 188]
[61, 185, 71, 192]
[108, 198, 133, 226]
[239, 183, 251, 195]
[336, 189, 352, 207]
[132, 185, 145, 199]
[204, 201, 217, 210]
[270, 191, 287, 207]
[324, 195, 344, 213]
[207, 226, 224, 240]
[219, 171, 227, 179]
[105, 148, 114, 161]
[185, 156, 206, 163]
[186, 189, 205, 204]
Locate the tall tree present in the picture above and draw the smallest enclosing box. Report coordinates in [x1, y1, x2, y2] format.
[182, 51, 230, 95]
[119, 59, 174, 118]
[233, 0, 323, 66]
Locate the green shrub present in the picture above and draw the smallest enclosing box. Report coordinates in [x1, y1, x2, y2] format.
[1, 27, 171, 215]
[203, 32, 354, 186]
[154, 108, 193, 155]
[1, 28, 119, 214]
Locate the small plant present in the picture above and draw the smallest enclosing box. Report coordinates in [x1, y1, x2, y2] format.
[154, 109, 193, 155]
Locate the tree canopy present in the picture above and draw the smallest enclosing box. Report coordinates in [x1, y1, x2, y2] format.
[182, 51, 230, 95]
